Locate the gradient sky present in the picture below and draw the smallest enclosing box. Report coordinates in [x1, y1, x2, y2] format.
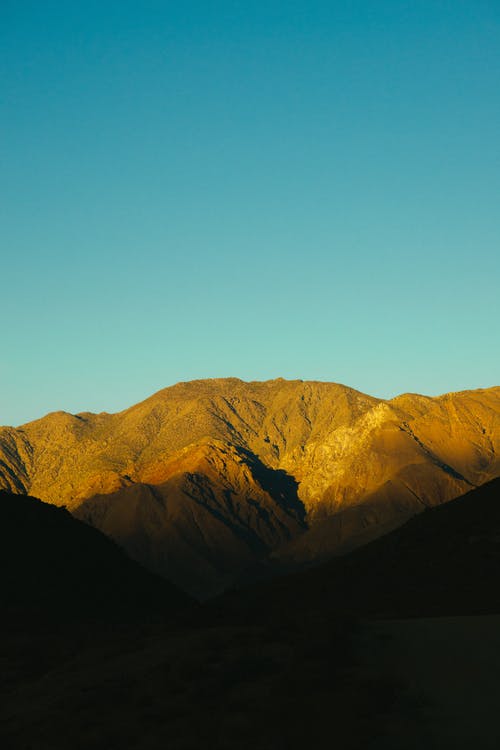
[2, 1, 499, 425]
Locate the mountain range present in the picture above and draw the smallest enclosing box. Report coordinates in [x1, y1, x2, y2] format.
[1, 378, 499, 596]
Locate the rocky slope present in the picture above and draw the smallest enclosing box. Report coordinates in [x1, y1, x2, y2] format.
[1, 378, 499, 596]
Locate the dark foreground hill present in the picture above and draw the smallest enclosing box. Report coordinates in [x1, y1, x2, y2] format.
[217, 476, 500, 621]
[0, 490, 191, 623]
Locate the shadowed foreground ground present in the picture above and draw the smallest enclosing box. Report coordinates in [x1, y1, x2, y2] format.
[2, 614, 500, 749]
[2, 479, 500, 748]
[0, 614, 376, 750]
[360, 615, 500, 750]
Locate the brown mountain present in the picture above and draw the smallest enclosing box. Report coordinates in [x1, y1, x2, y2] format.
[1, 378, 499, 596]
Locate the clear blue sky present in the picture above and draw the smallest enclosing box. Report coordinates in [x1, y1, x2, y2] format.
[2, 1, 499, 425]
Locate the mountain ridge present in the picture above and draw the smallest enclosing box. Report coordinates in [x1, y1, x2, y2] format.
[1, 378, 499, 596]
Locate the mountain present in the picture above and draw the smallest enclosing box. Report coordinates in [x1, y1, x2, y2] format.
[0, 490, 191, 621]
[1, 378, 499, 596]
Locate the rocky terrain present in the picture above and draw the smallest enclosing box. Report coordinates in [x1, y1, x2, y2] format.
[1, 378, 499, 596]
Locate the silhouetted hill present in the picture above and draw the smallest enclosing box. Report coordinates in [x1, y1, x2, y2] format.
[0, 490, 192, 623]
[217, 477, 500, 621]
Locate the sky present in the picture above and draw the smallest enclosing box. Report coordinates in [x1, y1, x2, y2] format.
[1, 1, 499, 425]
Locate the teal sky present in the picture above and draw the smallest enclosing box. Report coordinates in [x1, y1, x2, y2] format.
[2, 1, 499, 425]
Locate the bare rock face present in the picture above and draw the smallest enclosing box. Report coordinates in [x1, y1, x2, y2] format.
[1, 379, 499, 596]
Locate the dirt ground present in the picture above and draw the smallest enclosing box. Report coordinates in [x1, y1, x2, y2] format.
[359, 615, 500, 749]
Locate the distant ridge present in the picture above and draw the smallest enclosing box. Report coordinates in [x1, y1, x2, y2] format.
[0, 378, 499, 596]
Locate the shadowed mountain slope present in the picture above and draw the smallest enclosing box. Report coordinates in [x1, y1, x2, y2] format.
[1, 379, 499, 596]
[0, 490, 191, 621]
[220, 477, 500, 621]
[73, 441, 306, 598]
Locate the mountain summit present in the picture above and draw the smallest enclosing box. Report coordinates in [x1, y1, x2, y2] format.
[1, 379, 499, 596]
